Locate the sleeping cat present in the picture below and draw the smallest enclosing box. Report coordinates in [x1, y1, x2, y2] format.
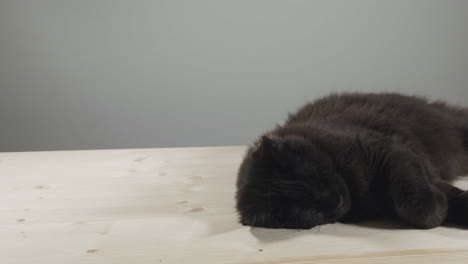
[236, 93, 468, 229]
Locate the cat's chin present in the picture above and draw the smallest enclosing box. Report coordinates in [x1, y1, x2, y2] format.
[330, 207, 351, 224]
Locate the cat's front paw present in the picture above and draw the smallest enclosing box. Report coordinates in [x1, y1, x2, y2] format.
[395, 186, 447, 229]
[446, 191, 468, 225]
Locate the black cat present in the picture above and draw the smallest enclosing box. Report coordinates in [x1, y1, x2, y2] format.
[236, 93, 468, 229]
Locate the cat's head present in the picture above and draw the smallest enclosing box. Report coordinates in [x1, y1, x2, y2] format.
[236, 135, 351, 229]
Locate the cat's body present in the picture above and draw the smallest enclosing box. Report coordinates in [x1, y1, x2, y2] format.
[236, 93, 468, 229]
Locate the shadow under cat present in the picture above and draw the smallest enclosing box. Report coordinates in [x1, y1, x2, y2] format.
[249, 219, 468, 244]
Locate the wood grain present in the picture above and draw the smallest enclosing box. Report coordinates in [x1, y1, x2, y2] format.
[1, 146, 468, 264]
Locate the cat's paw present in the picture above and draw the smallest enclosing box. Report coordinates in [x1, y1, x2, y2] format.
[395, 185, 447, 229]
[446, 191, 468, 225]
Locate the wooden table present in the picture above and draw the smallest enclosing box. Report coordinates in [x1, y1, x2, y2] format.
[1, 146, 468, 264]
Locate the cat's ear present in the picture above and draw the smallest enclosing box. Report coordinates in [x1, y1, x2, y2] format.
[252, 136, 279, 160]
[260, 136, 278, 151]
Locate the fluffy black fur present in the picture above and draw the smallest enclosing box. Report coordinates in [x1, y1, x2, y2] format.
[236, 93, 468, 229]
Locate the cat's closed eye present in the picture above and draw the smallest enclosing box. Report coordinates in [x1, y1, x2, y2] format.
[318, 183, 326, 190]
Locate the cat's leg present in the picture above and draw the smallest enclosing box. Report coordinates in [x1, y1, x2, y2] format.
[436, 182, 468, 225]
[385, 151, 448, 229]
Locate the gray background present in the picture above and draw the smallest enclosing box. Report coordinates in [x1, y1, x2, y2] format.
[1, 0, 468, 152]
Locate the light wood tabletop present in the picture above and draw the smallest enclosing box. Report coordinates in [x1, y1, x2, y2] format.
[1, 146, 468, 264]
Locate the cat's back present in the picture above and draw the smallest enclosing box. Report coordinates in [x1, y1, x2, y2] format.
[285, 93, 468, 178]
[286, 93, 465, 131]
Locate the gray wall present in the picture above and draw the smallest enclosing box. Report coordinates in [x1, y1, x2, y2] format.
[1, 0, 468, 152]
